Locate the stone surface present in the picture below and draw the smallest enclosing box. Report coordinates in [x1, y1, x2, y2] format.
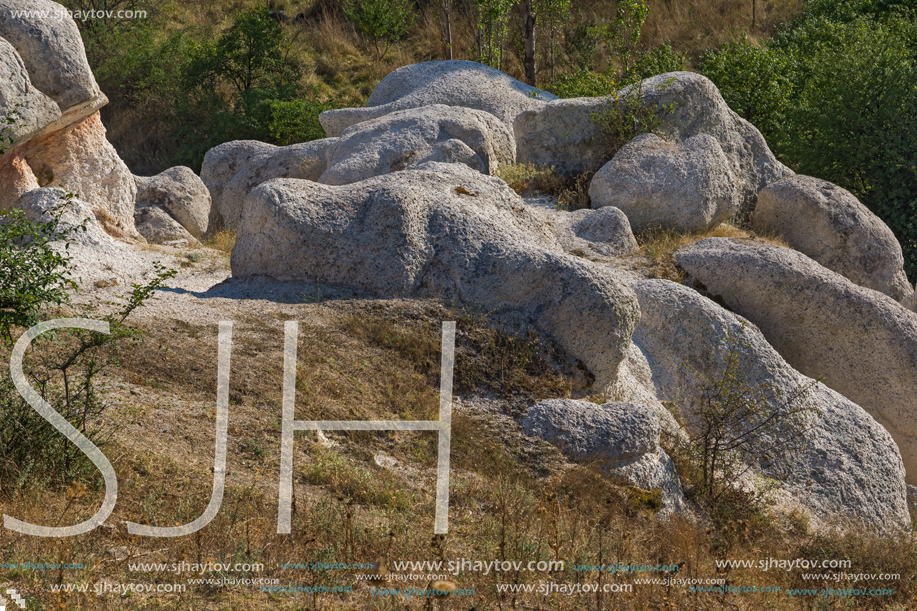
[552, 206, 638, 257]
[0, 36, 61, 146]
[0, 0, 103, 110]
[135, 166, 211, 238]
[589, 133, 740, 232]
[232, 162, 639, 388]
[0, 150, 39, 209]
[515, 72, 792, 206]
[523, 399, 688, 516]
[201, 139, 334, 231]
[675, 238, 917, 485]
[632, 278, 910, 527]
[318, 60, 555, 138]
[320, 105, 515, 185]
[135, 204, 197, 245]
[15, 112, 137, 237]
[753, 175, 912, 300]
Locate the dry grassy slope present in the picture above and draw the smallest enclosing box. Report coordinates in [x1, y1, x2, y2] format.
[4, 235, 916, 610]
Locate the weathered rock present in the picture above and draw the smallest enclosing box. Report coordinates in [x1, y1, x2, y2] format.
[201, 139, 334, 231]
[318, 60, 555, 138]
[523, 398, 688, 516]
[675, 238, 917, 485]
[753, 175, 912, 300]
[589, 133, 740, 232]
[633, 278, 910, 527]
[0, 0, 103, 111]
[0, 151, 39, 209]
[15, 187, 145, 287]
[903, 286, 917, 312]
[0, 36, 61, 146]
[320, 105, 515, 185]
[135, 166, 211, 238]
[16, 112, 137, 236]
[515, 72, 792, 205]
[551, 206, 638, 258]
[232, 162, 639, 387]
[135, 205, 197, 245]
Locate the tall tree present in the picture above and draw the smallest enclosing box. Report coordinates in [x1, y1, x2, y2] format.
[522, 0, 537, 84]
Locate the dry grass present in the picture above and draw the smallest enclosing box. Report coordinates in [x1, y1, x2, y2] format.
[202, 228, 237, 255]
[496, 163, 594, 211]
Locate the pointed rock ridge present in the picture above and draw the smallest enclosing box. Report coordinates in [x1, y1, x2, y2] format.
[515, 72, 792, 209]
[589, 133, 741, 232]
[319, 104, 516, 185]
[318, 60, 555, 138]
[201, 139, 335, 231]
[675, 238, 917, 485]
[632, 278, 909, 528]
[753, 174, 912, 301]
[523, 399, 689, 518]
[231, 162, 640, 389]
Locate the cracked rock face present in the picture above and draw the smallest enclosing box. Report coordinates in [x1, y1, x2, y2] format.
[231, 162, 640, 388]
[522, 398, 689, 517]
[632, 278, 910, 527]
[674, 238, 917, 487]
[318, 60, 555, 138]
[753, 175, 912, 301]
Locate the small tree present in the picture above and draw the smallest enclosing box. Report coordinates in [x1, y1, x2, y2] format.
[534, 0, 570, 81]
[475, 0, 518, 68]
[343, 0, 416, 60]
[687, 324, 820, 502]
[604, 0, 650, 76]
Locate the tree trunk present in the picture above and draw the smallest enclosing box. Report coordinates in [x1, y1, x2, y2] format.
[523, 0, 537, 85]
[442, 0, 453, 60]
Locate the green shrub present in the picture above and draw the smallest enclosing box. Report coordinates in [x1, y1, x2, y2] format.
[546, 69, 616, 98]
[343, 0, 416, 60]
[590, 78, 676, 159]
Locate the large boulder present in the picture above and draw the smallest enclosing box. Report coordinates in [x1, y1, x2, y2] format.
[15, 112, 137, 237]
[318, 60, 555, 138]
[232, 162, 639, 388]
[633, 278, 909, 527]
[135, 166, 211, 238]
[0, 36, 61, 147]
[523, 399, 688, 517]
[549, 206, 638, 258]
[320, 105, 515, 185]
[515, 72, 792, 207]
[589, 133, 740, 232]
[134, 204, 197, 245]
[675, 238, 917, 485]
[201, 139, 334, 231]
[0, 0, 103, 112]
[753, 175, 912, 301]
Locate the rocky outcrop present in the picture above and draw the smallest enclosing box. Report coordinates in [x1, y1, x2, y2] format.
[232, 162, 639, 387]
[200, 139, 334, 231]
[589, 133, 740, 232]
[515, 72, 792, 209]
[753, 175, 912, 301]
[632, 278, 910, 527]
[318, 60, 555, 138]
[549, 206, 638, 258]
[523, 399, 688, 516]
[675, 238, 917, 485]
[320, 105, 515, 185]
[135, 166, 211, 238]
[0, 4, 134, 236]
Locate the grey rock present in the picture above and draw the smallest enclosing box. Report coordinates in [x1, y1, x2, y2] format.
[135, 166, 211, 238]
[589, 133, 740, 232]
[753, 175, 912, 300]
[515, 72, 792, 207]
[675, 238, 917, 486]
[551, 206, 638, 257]
[319, 105, 515, 185]
[0, 36, 61, 146]
[0, 0, 102, 110]
[523, 399, 688, 516]
[318, 60, 555, 138]
[633, 278, 910, 527]
[135, 205, 197, 245]
[232, 162, 639, 388]
[201, 139, 335, 231]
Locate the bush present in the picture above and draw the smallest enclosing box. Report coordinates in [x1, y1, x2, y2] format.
[343, 0, 416, 60]
[590, 77, 676, 159]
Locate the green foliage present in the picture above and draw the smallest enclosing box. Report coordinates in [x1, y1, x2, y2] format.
[343, 0, 416, 60]
[686, 324, 819, 503]
[475, 0, 518, 67]
[625, 43, 686, 83]
[590, 78, 676, 158]
[603, 0, 650, 75]
[561, 19, 603, 72]
[0, 185, 176, 486]
[698, 34, 791, 143]
[546, 69, 616, 98]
